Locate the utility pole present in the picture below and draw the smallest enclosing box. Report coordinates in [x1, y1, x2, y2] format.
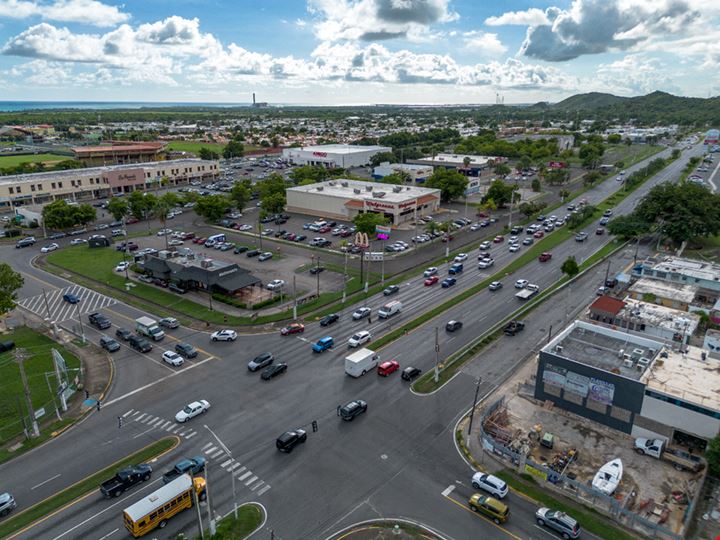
[193, 483, 204, 540]
[292, 275, 297, 320]
[434, 326, 440, 383]
[74, 302, 86, 344]
[604, 259, 611, 287]
[467, 377, 483, 436]
[381, 242, 385, 285]
[205, 461, 216, 535]
[342, 251, 348, 303]
[315, 256, 321, 298]
[15, 348, 40, 438]
[204, 425, 238, 518]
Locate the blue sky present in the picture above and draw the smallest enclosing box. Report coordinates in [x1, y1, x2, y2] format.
[0, 0, 717, 104]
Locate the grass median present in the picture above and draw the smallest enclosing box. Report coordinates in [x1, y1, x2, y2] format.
[0, 436, 178, 539]
[209, 503, 264, 539]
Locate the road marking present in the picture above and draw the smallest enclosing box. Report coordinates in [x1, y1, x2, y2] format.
[31, 473, 61, 490]
[235, 466, 247, 476]
[244, 475, 258, 486]
[227, 462, 242, 471]
[140, 415, 155, 425]
[444, 494, 522, 540]
[257, 485, 271, 496]
[96, 528, 119, 540]
[220, 458, 233, 468]
[159, 420, 171, 429]
[134, 413, 147, 422]
[151, 417, 165, 428]
[122, 410, 134, 418]
[170, 425, 181, 433]
[132, 425, 156, 439]
[204, 445, 217, 454]
[238, 471, 252, 481]
[441, 485, 456, 497]
[208, 448, 225, 459]
[201, 442, 214, 451]
[185, 431, 197, 440]
[250, 480, 263, 491]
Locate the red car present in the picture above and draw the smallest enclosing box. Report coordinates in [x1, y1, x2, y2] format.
[424, 276, 440, 286]
[339, 229, 352, 237]
[318, 226, 331, 233]
[538, 252, 552, 262]
[493, 235, 504, 243]
[378, 360, 400, 376]
[126, 217, 139, 224]
[196, 238, 207, 245]
[192, 237, 203, 244]
[533, 230, 545, 239]
[441, 235, 454, 243]
[280, 323, 305, 335]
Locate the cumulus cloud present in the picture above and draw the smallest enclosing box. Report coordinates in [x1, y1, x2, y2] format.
[485, 8, 549, 26]
[0, 0, 129, 27]
[595, 54, 680, 94]
[518, 0, 702, 61]
[462, 31, 507, 55]
[308, 0, 458, 42]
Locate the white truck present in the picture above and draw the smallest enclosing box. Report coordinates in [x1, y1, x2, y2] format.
[345, 348, 380, 377]
[634, 438, 704, 472]
[378, 300, 402, 319]
[135, 316, 165, 341]
[515, 288, 538, 301]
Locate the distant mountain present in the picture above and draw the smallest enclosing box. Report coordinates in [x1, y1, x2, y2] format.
[553, 92, 627, 110]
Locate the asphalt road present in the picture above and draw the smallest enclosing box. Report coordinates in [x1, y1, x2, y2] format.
[0, 143, 703, 540]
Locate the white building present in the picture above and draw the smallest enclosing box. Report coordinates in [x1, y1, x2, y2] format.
[282, 144, 391, 168]
[372, 162, 433, 182]
[408, 153, 503, 176]
[286, 179, 441, 225]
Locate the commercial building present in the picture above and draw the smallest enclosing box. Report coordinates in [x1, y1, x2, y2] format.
[626, 278, 697, 311]
[282, 144, 391, 168]
[638, 256, 720, 294]
[372, 162, 433, 183]
[286, 179, 441, 225]
[407, 153, 504, 176]
[72, 141, 166, 166]
[0, 159, 219, 209]
[704, 129, 719, 146]
[534, 320, 719, 448]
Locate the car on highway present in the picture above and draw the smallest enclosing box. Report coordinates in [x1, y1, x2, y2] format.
[378, 360, 400, 376]
[472, 472, 508, 499]
[0, 492, 17, 517]
[478, 241, 492, 251]
[162, 456, 206, 484]
[100, 336, 121, 352]
[276, 429, 307, 453]
[175, 342, 198, 359]
[320, 313, 339, 326]
[575, 231, 589, 242]
[339, 399, 367, 421]
[211, 329, 237, 342]
[266, 279, 285, 291]
[116, 328, 132, 341]
[281, 323, 305, 335]
[156, 229, 172, 236]
[538, 252, 552, 262]
[603, 209, 613, 217]
[423, 267, 438, 277]
[352, 307, 372, 320]
[383, 285, 400, 296]
[599, 217, 610, 226]
[162, 351, 184, 367]
[261, 362, 288, 380]
[446, 320, 463, 332]
[454, 253, 468, 263]
[115, 261, 130, 272]
[533, 230, 545, 239]
[16, 237, 36, 248]
[175, 400, 210, 423]
[535, 507, 581, 539]
[493, 235, 504, 243]
[514, 279, 528, 289]
[423, 275, 439, 288]
[596, 227, 605, 235]
[449, 263, 463, 275]
[468, 493, 509, 524]
[401, 366, 421, 381]
[41, 243, 59, 253]
[248, 352, 274, 371]
[62, 293, 80, 304]
[508, 244, 520, 253]
[488, 281, 503, 291]
[312, 336, 334, 353]
[441, 277, 456, 288]
[477, 258, 494, 269]
[522, 237, 534, 246]
[159, 317, 179, 329]
[348, 330, 372, 348]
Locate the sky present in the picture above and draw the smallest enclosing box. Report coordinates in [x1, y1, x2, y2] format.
[0, 0, 718, 105]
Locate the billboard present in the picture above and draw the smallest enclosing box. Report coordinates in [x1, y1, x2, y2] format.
[589, 377, 615, 405]
[542, 363, 567, 387]
[547, 161, 568, 169]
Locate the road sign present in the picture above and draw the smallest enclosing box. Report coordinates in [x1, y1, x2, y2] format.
[364, 252, 384, 262]
[34, 407, 46, 419]
[375, 224, 391, 235]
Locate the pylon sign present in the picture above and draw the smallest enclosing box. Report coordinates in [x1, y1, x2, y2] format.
[354, 232, 369, 248]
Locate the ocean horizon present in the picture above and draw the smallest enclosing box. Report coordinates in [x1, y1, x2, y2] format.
[0, 101, 260, 112]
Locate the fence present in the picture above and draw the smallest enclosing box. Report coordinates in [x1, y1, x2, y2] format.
[479, 396, 684, 540]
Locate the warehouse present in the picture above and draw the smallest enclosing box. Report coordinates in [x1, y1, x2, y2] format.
[286, 179, 440, 225]
[282, 144, 391, 168]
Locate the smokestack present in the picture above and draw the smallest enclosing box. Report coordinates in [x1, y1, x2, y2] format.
[253, 93, 256, 104]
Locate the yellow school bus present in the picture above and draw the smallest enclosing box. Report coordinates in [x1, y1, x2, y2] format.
[123, 474, 206, 537]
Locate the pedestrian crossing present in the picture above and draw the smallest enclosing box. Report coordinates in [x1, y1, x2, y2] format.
[18, 284, 117, 323]
[123, 409, 271, 497]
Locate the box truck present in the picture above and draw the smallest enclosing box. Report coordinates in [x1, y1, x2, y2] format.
[135, 316, 165, 341]
[345, 348, 380, 377]
[378, 300, 402, 319]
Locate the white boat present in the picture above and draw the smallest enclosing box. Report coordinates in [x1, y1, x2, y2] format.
[592, 458, 623, 495]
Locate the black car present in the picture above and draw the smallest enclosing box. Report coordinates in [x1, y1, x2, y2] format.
[99, 336, 121, 352]
[49, 232, 66, 240]
[274, 229, 287, 238]
[339, 399, 367, 421]
[309, 266, 325, 275]
[88, 312, 111, 330]
[246, 249, 261, 257]
[320, 313, 339, 326]
[274, 217, 287, 225]
[234, 245, 248, 254]
[401, 366, 422, 381]
[383, 285, 400, 296]
[261, 362, 288, 380]
[276, 429, 307, 453]
[15, 237, 35, 248]
[446, 320, 463, 332]
[128, 335, 152, 353]
[175, 342, 198, 359]
[115, 328, 132, 341]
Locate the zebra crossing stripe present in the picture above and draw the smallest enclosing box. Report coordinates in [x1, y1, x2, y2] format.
[227, 462, 242, 472]
[235, 467, 247, 476]
[201, 442, 214, 451]
[257, 485, 271, 496]
[220, 458, 233, 468]
[208, 448, 224, 459]
[238, 471, 252, 481]
[185, 431, 197, 440]
[140, 415, 155, 424]
[135, 413, 147, 422]
[204, 445, 217, 454]
[250, 481, 264, 492]
[159, 420, 171, 429]
[151, 418, 165, 428]
[244, 475, 258, 486]
[122, 410, 134, 418]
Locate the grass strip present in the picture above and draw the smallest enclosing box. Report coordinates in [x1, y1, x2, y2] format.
[204, 503, 264, 539]
[494, 471, 637, 540]
[0, 436, 178, 538]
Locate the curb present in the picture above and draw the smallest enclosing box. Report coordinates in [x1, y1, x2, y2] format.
[324, 518, 453, 540]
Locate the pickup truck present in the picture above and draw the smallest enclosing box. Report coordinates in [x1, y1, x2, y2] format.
[504, 320, 525, 336]
[100, 464, 152, 498]
[88, 312, 111, 330]
[162, 456, 207, 484]
[634, 438, 705, 472]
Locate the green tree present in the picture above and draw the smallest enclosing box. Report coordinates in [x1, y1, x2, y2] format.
[42, 200, 96, 230]
[260, 192, 286, 215]
[424, 220, 439, 235]
[289, 165, 328, 185]
[531, 178, 541, 192]
[107, 197, 129, 221]
[607, 215, 651, 240]
[517, 155, 532, 171]
[561, 256, 580, 279]
[425, 168, 468, 203]
[671, 149, 681, 160]
[706, 434, 720, 477]
[128, 191, 156, 220]
[519, 201, 547, 218]
[370, 152, 396, 167]
[223, 140, 245, 159]
[482, 179, 517, 208]
[607, 134, 622, 144]
[194, 194, 231, 223]
[545, 168, 570, 185]
[353, 212, 388, 234]
[198, 147, 220, 161]
[583, 171, 602, 186]
[0, 263, 24, 315]
[379, 173, 406, 185]
[256, 173, 288, 200]
[494, 163, 511, 176]
[230, 183, 250, 212]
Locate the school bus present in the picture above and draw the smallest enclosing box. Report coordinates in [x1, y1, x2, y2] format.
[123, 474, 206, 537]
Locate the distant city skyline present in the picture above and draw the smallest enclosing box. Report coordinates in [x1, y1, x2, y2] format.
[0, 0, 717, 105]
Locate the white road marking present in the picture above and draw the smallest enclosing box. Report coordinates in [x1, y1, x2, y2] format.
[227, 462, 242, 471]
[185, 431, 197, 440]
[132, 426, 156, 439]
[134, 413, 147, 422]
[238, 471, 252, 481]
[122, 410, 134, 418]
[31, 473, 61, 490]
[140, 415, 155, 425]
[204, 445, 217, 455]
[96, 528, 119, 540]
[208, 448, 225, 459]
[441, 485, 456, 497]
[257, 485, 271, 496]
[235, 466, 247, 476]
[244, 475, 258, 486]
[201, 442, 214, 451]
[220, 458, 233, 468]
[250, 480, 263, 491]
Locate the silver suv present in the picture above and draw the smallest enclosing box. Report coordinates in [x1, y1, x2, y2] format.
[535, 507, 581, 539]
[0, 492, 16, 516]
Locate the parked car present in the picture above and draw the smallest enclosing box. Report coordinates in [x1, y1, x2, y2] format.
[535, 507, 581, 539]
[471, 472, 509, 499]
[246, 249, 261, 257]
[63, 293, 80, 304]
[175, 342, 198, 359]
[162, 351, 184, 367]
[100, 336, 121, 352]
[258, 252, 273, 261]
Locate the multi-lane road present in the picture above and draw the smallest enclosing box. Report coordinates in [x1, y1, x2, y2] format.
[0, 143, 704, 539]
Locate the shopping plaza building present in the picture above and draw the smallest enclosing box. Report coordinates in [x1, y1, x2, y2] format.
[282, 144, 391, 168]
[0, 159, 219, 209]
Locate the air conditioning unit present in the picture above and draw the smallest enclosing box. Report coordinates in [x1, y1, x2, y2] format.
[392, 186, 402, 193]
[617, 348, 624, 358]
[373, 192, 386, 198]
[353, 188, 361, 194]
[365, 186, 373, 191]
[317, 186, 323, 191]
[341, 181, 349, 187]
[555, 345, 563, 353]
[200, 258, 213, 268]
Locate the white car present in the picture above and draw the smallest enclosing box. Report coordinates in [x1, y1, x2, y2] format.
[211, 329, 237, 342]
[266, 279, 285, 291]
[515, 279, 529, 289]
[162, 351, 184, 367]
[238, 224, 253, 231]
[70, 238, 87, 245]
[509, 244, 520, 253]
[479, 241, 492, 251]
[115, 262, 130, 272]
[352, 307, 372, 320]
[175, 399, 210, 422]
[156, 229, 172, 236]
[423, 267, 438, 277]
[454, 253, 468, 263]
[168, 239, 184, 246]
[478, 258, 494, 269]
[348, 330, 372, 348]
[258, 252, 273, 261]
[41, 243, 59, 253]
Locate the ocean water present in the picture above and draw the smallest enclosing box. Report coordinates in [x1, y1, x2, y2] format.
[0, 101, 253, 112]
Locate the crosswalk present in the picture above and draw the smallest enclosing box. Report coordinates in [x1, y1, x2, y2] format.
[122, 409, 271, 497]
[18, 285, 116, 323]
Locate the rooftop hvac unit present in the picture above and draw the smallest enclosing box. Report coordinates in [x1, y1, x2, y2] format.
[353, 188, 361, 194]
[317, 186, 324, 191]
[632, 348, 645, 358]
[365, 186, 373, 191]
[341, 181, 349, 187]
[328, 181, 335, 186]
[623, 353, 632, 362]
[617, 348, 624, 358]
[373, 192, 386, 198]
[392, 186, 402, 193]
[200, 258, 213, 268]
[555, 345, 563, 353]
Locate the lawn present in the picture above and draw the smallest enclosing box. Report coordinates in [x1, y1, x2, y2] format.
[0, 153, 66, 168]
[210, 503, 264, 539]
[166, 141, 225, 155]
[0, 327, 81, 443]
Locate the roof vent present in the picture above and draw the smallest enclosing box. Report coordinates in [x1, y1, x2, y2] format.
[317, 186, 323, 191]
[392, 186, 402, 193]
[365, 186, 373, 191]
[200, 258, 213, 268]
[373, 192, 386, 198]
[353, 188, 361, 194]
[341, 181, 349, 187]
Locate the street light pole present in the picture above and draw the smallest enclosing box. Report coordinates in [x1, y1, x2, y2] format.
[342, 251, 348, 303]
[74, 302, 85, 344]
[204, 425, 237, 518]
[467, 377, 483, 436]
[434, 326, 440, 383]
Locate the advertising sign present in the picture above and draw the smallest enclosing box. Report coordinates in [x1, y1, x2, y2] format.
[542, 363, 567, 387]
[524, 463, 548, 481]
[589, 378, 615, 405]
[564, 371, 590, 397]
[375, 224, 391, 235]
[547, 161, 568, 169]
[364, 252, 384, 262]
